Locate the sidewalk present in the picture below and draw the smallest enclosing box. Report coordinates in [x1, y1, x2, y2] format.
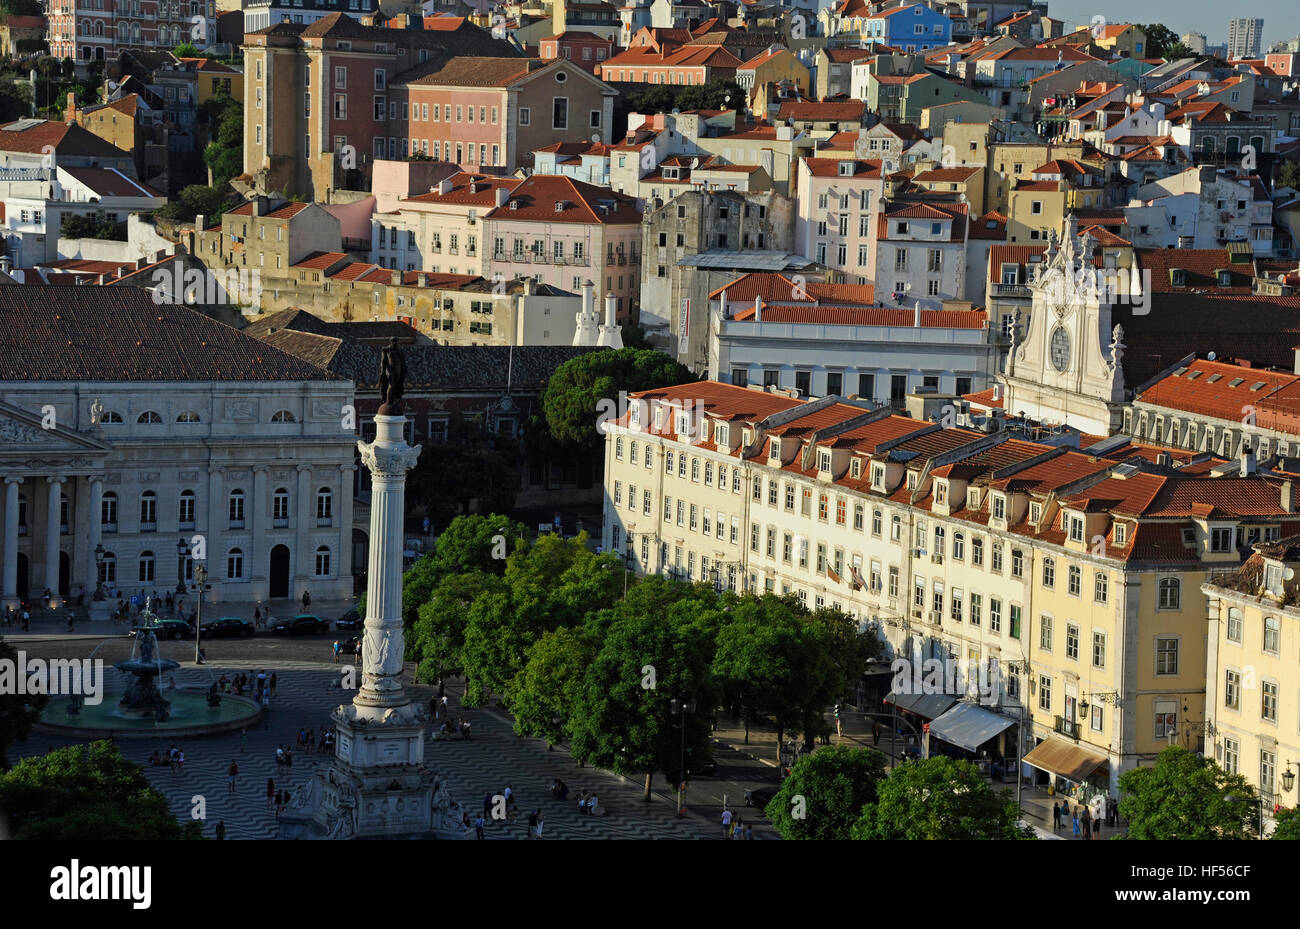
[707, 703, 1127, 840]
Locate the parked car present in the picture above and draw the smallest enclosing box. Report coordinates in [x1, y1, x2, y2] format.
[335, 608, 362, 631]
[744, 786, 777, 808]
[134, 617, 192, 640]
[201, 616, 256, 638]
[272, 614, 330, 635]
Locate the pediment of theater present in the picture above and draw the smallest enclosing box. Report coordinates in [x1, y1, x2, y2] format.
[0, 400, 110, 469]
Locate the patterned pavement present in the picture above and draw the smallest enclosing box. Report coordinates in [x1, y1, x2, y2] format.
[22, 644, 774, 840]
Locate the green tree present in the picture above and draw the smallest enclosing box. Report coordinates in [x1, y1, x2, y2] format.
[1279, 159, 1300, 191]
[0, 637, 44, 767]
[766, 745, 887, 840]
[173, 42, 200, 59]
[1271, 806, 1300, 839]
[407, 413, 522, 525]
[712, 595, 840, 765]
[461, 533, 621, 705]
[569, 584, 724, 799]
[852, 756, 1032, 840]
[426, 512, 526, 579]
[1164, 41, 1192, 61]
[541, 347, 694, 453]
[411, 570, 501, 684]
[0, 741, 201, 839]
[810, 606, 883, 702]
[1137, 23, 1179, 59]
[1117, 745, 1259, 839]
[0, 0, 45, 15]
[60, 209, 126, 240]
[200, 91, 243, 187]
[508, 626, 596, 747]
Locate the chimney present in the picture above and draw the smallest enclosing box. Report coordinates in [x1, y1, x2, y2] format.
[135, 255, 148, 269]
[914, 301, 921, 327]
[582, 280, 594, 320]
[1284, 480, 1295, 513]
[992, 383, 1002, 401]
[0, 255, 10, 275]
[254, 196, 269, 216]
[436, 177, 453, 195]
[495, 187, 510, 207]
[1155, 451, 1172, 466]
[66, 92, 77, 124]
[605, 291, 617, 329]
[754, 296, 762, 321]
[194, 213, 206, 232]
[390, 270, 402, 286]
[523, 277, 533, 296]
[417, 273, 427, 287]
[1241, 446, 1256, 475]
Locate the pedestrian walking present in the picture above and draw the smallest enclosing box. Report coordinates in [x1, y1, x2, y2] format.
[302, 590, 311, 609]
[176, 748, 184, 775]
[535, 810, 544, 839]
[285, 747, 293, 774]
[269, 673, 277, 696]
[834, 704, 842, 737]
[274, 790, 284, 816]
[1093, 810, 1102, 839]
[527, 809, 537, 839]
[254, 606, 262, 628]
[214, 820, 225, 841]
[1082, 808, 1091, 838]
[744, 823, 753, 840]
[1052, 801, 1061, 830]
[228, 760, 238, 793]
[483, 792, 493, 818]
[721, 807, 733, 839]
[1071, 810, 1080, 837]
[266, 778, 275, 810]
[333, 641, 341, 662]
[474, 815, 486, 840]
[276, 744, 285, 774]
[872, 720, 881, 746]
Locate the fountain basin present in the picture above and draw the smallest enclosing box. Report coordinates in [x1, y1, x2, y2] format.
[36, 689, 265, 739]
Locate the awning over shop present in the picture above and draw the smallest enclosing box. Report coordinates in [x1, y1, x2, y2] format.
[928, 702, 1016, 753]
[884, 690, 957, 721]
[1022, 738, 1109, 783]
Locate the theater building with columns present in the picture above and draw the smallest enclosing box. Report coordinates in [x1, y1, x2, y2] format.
[0, 287, 357, 611]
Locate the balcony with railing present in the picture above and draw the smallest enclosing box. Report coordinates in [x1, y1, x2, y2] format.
[992, 282, 1031, 297]
[1054, 716, 1080, 739]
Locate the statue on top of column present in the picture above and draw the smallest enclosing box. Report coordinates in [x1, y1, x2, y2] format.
[377, 339, 407, 416]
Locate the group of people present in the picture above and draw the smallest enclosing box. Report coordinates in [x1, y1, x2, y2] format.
[146, 745, 186, 774]
[224, 670, 275, 703]
[437, 718, 472, 739]
[1052, 796, 1120, 838]
[1, 605, 30, 630]
[295, 726, 335, 754]
[274, 744, 295, 775]
[720, 808, 753, 840]
[548, 778, 570, 801]
[268, 779, 291, 816]
[575, 791, 601, 816]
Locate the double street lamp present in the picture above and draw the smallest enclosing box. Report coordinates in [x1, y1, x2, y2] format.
[193, 560, 208, 664]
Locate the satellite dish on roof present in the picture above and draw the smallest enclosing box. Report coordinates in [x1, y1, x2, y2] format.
[1207, 351, 1217, 361]
[672, 108, 680, 114]
[591, 133, 601, 143]
[691, 157, 700, 169]
[107, 80, 118, 91]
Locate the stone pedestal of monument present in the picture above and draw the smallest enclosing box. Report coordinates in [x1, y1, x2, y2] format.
[279, 411, 465, 839]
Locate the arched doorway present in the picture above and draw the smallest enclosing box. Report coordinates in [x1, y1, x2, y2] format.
[59, 551, 70, 597]
[269, 545, 290, 599]
[16, 553, 28, 600]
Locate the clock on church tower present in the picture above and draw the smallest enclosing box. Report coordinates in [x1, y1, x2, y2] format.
[1050, 326, 1070, 372]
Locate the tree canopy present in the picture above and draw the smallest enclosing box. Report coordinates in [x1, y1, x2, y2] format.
[766, 745, 887, 840]
[852, 756, 1032, 840]
[1117, 746, 1259, 840]
[0, 742, 201, 839]
[540, 347, 695, 453]
[407, 413, 522, 527]
[1135, 23, 1179, 59]
[0, 637, 44, 767]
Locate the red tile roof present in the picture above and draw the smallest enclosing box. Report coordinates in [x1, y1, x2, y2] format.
[710, 272, 876, 306]
[486, 174, 641, 225]
[729, 306, 987, 328]
[401, 172, 521, 206]
[1136, 247, 1254, 294]
[777, 100, 866, 122]
[802, 157, 883, 178]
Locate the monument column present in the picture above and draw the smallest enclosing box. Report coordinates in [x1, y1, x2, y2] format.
[45, 476, 65, 607]
[354, 416, 421, 709]
[3, 477, 22, 610]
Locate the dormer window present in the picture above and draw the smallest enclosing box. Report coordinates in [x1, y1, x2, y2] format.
[1170, 269, 1186, 287]
[817, 449, 832, 472]
[716, 423, 728, 446]
[1181, 527, 1195, 546]
[653, 402, 664, 430]
[663, 167, 680, 179]
[1068, 515, 1084, 542]
[969, 487, 981, 507]
[1114, 523, 1128, 546]
[871, 464, 885, 491]
[838, 161, 854, 176]
[676, 411, 690, 435]
[629, 403, 642, 428]
[851, 458, 861, 479]
[1217, 270, 1232, 287]
[935, 482, 947, 505]
[1210, 526, 1234, 553]
[992, 495, 1006, 521]
[1029, 502, 1042, 523]
[906, 472, 917, 490]
[769, 439, 782, 462]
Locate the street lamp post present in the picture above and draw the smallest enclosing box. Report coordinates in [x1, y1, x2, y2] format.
[193, 562, 207, 664]
[175, 538, 188, 597]
[671, 696, 695, 816]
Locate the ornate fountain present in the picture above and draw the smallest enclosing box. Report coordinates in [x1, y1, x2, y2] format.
[115, 606, 181, 722]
